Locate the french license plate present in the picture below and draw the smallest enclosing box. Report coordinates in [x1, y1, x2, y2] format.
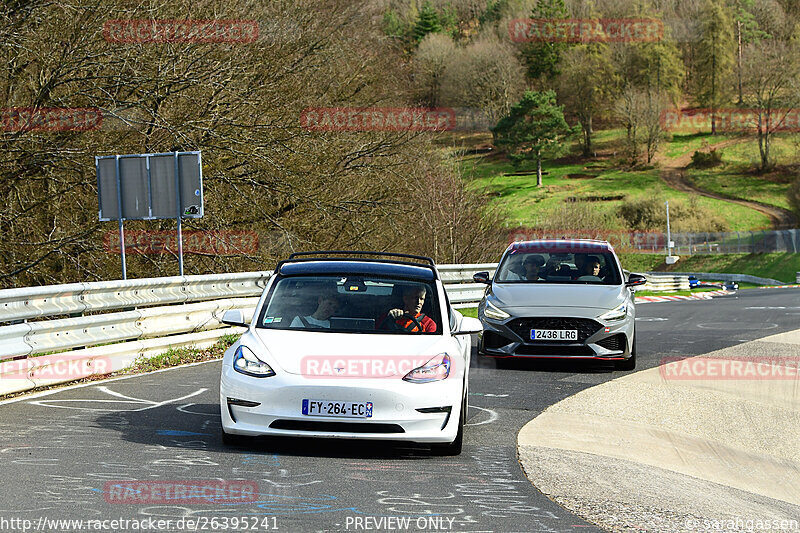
[531, 329, 577, 341]
[302, 399, 373, 418]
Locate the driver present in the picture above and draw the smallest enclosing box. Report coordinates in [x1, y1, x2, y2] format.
[377, 284, 437, 332]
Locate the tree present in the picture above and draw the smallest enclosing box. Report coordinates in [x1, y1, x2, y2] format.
[558, 43, 618, 156]
[413, 1, 442, 43]
[491, 90, 578, 186]
[613, 37, 685, 104]
[695, 0, 735, 134]
[413, 33, 457, 107]
[441, 35, 526, 124]
[741, 40, 800, 171]
[615, 87, 668, 164]
[728, 0, 770, 104]
[519, 0, 571, 83]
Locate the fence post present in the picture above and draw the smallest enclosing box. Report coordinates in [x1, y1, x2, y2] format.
[750, 231, 755, 253]
[736, 232, 740, 253]
[706, 233, 711, 253]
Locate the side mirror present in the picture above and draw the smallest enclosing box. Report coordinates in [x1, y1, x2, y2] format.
[221, 309, 249, 327]
[626, 273, 647, 288]
[473, 271, 491, 284]
[453, 316, 483, 335]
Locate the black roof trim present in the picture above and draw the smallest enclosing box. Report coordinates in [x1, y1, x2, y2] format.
[277, 251, 439, 279]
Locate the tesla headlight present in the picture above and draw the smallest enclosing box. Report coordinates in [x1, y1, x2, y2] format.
[233, 345, 275, 377]
[599, 304, 628, 321]
[403, 353, 451, 383]
[483, 300, 510, 321]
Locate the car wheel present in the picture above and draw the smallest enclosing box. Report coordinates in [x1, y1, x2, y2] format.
[431, 391, 465, 456]
[221, 428, 250, 447]
[615, 329, 637, 371]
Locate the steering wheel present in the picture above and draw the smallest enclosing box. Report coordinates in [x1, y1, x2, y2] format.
[405, 312, 424, 333]
[380, 311, 424, 333]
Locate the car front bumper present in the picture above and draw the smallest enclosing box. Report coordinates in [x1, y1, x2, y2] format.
[478, 306, 634, 361]
[220, 366, 464, 443]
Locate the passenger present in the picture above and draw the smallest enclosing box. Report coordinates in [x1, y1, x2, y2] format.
[290, 285, 341, 328]
[575, 256, 603, 281]
[377, 284, 437, 332]
[504, 254, 526, 280]
[581, 256, 602, 277]
[522, 255, 545, 280]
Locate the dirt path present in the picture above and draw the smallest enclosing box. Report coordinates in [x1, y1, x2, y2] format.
[656, 137, 798, 229]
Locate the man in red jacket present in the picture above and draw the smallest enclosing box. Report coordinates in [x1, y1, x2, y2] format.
[377, 284, 437, 333]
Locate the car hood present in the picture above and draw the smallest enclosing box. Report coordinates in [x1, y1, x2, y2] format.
[489, 283, 626, 311]
[249, 329, 452, 377]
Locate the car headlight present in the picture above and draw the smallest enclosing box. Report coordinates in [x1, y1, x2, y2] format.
[233, 345, 276, 378]
[483, 300, 510, 321]
[598, 304, 628, 321]
[402, 353, 451, 383]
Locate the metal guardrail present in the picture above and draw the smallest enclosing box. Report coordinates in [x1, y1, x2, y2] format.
[0, 264, 698, 397]
[638, 274, 690, 292]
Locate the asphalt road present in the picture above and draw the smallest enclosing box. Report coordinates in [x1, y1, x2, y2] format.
[1, 288, 798, 533]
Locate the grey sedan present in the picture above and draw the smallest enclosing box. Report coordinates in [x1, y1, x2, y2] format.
[474, 239, 646, 370]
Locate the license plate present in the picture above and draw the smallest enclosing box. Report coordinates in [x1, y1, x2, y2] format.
[302, 399, 373, 418]
[530, 329, 577, 341]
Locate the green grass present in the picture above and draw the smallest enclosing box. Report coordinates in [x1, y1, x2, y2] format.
[126, 334, 239, 373]
[618, 252, 800, 283]
[683, 135, 800, 211]
[663, 132, 738, 158]
[465, 157, 771, 230]
[459, 307, 478, 318]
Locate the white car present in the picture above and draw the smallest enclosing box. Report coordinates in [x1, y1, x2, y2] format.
[219, 251, 482, 455]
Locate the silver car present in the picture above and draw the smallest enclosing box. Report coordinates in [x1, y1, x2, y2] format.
[474, 239, 646, 370]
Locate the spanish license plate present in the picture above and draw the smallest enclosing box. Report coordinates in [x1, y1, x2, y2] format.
[530, 329, 578, 341]
[302, 399, 373, 418]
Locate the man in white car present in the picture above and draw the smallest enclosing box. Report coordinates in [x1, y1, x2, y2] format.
[290, 285, 341, 328]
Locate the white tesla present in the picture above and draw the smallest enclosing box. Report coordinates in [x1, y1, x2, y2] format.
[219, 252, 482, 455]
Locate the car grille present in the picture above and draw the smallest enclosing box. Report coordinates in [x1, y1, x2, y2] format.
[269, 420, 405, 433]
[507, 317, 603, 343]
[596, 333, 626, 352]
[515, 344, 595, 356]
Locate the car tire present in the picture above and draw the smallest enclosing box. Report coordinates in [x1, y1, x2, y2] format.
[431, 391, 465, 456]
[616, 329, 637, 371]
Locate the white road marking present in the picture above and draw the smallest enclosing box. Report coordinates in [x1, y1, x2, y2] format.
[29, 387, 207, 412]
[465, 404, 498, 426]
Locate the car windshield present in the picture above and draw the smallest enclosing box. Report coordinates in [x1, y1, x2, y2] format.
[256, 275, 442, 334]
[495, 249, 621, 285]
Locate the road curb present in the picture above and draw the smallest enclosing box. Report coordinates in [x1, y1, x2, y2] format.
[517, 329, 800, 531]
[634, 289, 730, 304]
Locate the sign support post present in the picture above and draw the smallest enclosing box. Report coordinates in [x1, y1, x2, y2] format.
[174, 151, 184, 276]
[114, 155, 127, 280]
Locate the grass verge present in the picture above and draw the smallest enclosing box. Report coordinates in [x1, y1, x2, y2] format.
[619, 253, 800, 283]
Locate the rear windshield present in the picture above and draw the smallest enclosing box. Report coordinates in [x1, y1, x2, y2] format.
[256, 275, 442, 334]
[495, 250, 621, 285]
